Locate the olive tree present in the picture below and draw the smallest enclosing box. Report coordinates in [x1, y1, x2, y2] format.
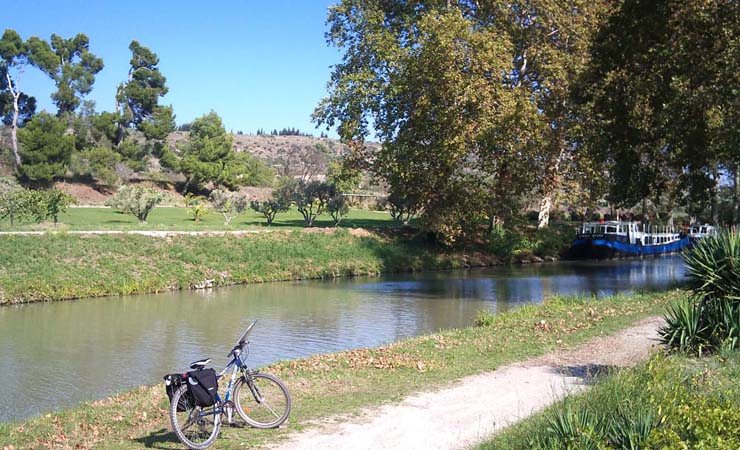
[210, 189, 249, 225]
[105, 185, 162, 223]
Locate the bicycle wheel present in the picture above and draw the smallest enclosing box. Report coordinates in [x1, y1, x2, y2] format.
[234, 372, 292, 428]
[169, 384, 221, 449]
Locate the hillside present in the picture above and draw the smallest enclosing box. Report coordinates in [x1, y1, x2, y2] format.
[169, 132, 365, 180]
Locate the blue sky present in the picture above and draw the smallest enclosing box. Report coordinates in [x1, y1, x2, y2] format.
[3, 0, 343, 136]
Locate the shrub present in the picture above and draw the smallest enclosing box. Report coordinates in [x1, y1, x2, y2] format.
[660, 230, 740, 354]
[105, 185, 162, 223]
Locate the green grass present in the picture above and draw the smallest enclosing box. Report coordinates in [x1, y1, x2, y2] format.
[0, 230, 495, 304]
[0, 289, 681, 449]
[0, 206, 397, 231]
[483, 348, 740, 449]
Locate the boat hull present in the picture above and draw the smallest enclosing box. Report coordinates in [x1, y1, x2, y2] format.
[569, 236, 691, 259]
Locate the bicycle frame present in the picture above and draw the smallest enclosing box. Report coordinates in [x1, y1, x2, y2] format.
[195, 348, 261, 424]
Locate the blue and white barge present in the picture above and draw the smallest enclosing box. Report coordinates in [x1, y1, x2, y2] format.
[570, 221, 691, 259]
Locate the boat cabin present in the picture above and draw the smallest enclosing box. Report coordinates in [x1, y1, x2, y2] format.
[688, 224, 716, 240]
[578, 221, 641, 244]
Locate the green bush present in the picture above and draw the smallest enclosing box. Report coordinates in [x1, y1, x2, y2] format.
[660, 230, 740, 354]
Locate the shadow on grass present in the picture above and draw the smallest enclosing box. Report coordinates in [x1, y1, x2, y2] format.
[262, 217, 403, 229]
[133, 427, 180, 449]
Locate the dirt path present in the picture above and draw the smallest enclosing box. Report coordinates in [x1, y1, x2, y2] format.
[273, 317, 663, 450]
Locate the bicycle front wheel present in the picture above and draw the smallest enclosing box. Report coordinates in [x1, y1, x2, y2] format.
[234, 372, 292, 428]
[169, 384, 221, 449]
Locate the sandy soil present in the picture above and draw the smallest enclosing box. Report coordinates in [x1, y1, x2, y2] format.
[273, 317, 663, 450]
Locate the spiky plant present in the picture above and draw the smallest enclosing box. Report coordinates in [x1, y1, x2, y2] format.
[682, 229, 740, 303]
[661, 230, 740, 353]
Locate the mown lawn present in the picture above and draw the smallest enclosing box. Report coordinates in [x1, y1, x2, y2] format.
[0, 290, 682, 450]
[0, 206, 397, 231]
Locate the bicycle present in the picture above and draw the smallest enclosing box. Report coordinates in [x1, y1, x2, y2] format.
[164, 320, 292, 449]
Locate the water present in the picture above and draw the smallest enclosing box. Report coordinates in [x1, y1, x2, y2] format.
[0, 256, 685, 422]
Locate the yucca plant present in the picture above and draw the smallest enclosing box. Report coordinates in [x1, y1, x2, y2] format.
[607, 406, 662, 449]
[658, 298, 709, 355]
[682, 229, 740, 303]
[661, 230, 740, 353]
[529, 406, 607, 450]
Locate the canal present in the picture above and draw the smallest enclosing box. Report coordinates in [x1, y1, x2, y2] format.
[0, 256, 685, 422]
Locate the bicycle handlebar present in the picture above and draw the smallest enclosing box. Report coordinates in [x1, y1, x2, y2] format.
[227, 320, 257, 358]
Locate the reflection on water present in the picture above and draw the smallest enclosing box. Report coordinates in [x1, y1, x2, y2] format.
[0, 256, 685, 422]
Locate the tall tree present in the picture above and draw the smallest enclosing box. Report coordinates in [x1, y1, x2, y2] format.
[0, 29, 36, 168]
[0, 64, 36, 128]
[31, 33, 104, 117]
[480, 1, 613, 228]
[315, 2, 540, 242]
[116, 40, 168, 142]
[582, 0, 739, 224]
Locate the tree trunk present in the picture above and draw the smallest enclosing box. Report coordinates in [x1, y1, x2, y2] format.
[710, 165, 720, 225]
[734, 162, 740, 226]
[536, 144, 567, 230]
[642, 197, 648, 223]
[6, 71, 22, 169]
[537, 194, 552, 229]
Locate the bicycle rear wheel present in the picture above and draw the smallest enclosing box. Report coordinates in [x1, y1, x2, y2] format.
[169, 384, 221, 449]
[234, 372, 291, 428]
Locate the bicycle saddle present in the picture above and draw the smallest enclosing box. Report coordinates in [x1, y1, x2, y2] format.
[189, 358, 212, 369]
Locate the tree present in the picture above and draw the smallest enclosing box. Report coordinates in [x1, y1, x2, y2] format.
[39, 188, 75, 226]
[314, 3, 540, 243]
[0, 183, 31, 226]
[140, 104, 176, 166]
[210, 189, 249, 225]
[17, 112, 74, 183]
[116, 40, 168, 142]
[105, 185, 162, 223]
[581, 0, 738, 224]
[69, 146, 122, 187]
[250, 199, 289, 226]
[327, 160, 361, 193]
[385, 191, 419, 225]
[326, 190, 348, 226]
[179, 112, 234, 191]
[480, 1, 612, 229]
[32, 33, 104, 117]
[0, 29, 38, 168]
[289, 180, 332, 226]
[0, 64, 36, 128]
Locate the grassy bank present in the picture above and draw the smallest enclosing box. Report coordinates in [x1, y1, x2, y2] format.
[0, 289, 681, 449]
[0, 229, 500, 304]
[484, 350, 740, 449]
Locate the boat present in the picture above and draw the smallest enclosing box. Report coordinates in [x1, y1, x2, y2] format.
[687, 224, 717, 243]
[569, 220, 691, 259]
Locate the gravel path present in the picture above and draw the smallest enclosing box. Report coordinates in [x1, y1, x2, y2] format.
[273, 317, 663, 450]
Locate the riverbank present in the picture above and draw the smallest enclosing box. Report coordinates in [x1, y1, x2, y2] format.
[0, 228, 564, 305]
[0, 289, 681, 449]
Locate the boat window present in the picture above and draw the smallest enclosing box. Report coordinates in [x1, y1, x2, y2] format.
[606, 226, 617, 233]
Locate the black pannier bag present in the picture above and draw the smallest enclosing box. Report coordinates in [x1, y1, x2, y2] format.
[187, 368, 219, 407]
[164, 373, 194, 412]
